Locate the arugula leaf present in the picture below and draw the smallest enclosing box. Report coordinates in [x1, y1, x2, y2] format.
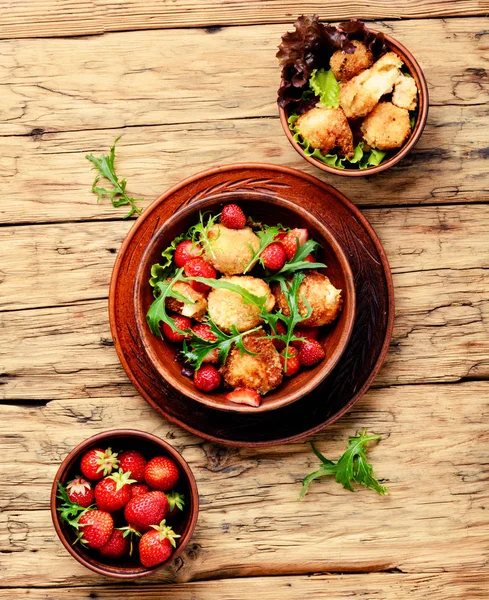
[86, 137, 143, 219]
[146, 269, 195, 337]
[288, 115, 388, 171]
[309, 68, 340, 108]
[299, 430, 387, 500]
[56, 481, 92, 528]
[183, 319, 262, 371]
[243, 225, 283, 274]
[188, 211, 220, 259]
[181, 276, 269, 311]
[267, 238, 326, 279]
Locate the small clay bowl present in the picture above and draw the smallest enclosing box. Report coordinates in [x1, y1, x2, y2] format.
[50, 429, 199, 579]
[279, 30, 429, 176]
[134, 193, 356, 413]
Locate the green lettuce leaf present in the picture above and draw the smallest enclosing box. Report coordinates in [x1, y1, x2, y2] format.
[309, 68, 340, 108]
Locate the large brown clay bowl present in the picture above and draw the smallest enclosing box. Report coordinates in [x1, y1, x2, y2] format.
[279, 30, 429, 176]
[51, 429, 199, 579]
[134, 194, 356, 413]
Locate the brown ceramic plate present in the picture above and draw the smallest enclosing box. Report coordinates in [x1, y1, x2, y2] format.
[279, 29, 429, 176]
[51, 429, 199, 579]
[133, 194, 356, 413]
[109, 164, 394, 447]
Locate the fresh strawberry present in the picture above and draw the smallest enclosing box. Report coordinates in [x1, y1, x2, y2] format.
[174, 240, 202, 268]
[162, 315, 192, 343]
[194, 364, 221, 392]
[280, 228, 309, 260]
[298, 340, 326, 367]
[131, 483, 150, 498]
[78, 509, 114, 549]
[184, 257, 217, 293]
[145, 457, 180, 491]
[280, 347, 301, 377]
[225, 388, 261, 407]
[271, 320, 287, 351]
[66, 477, 94, 508]
[291, 326, 320, 348]
[166, 490, 185, 518]
[261, 242, 287, 271]
[304, 254, 315, 263]
[94, 469, 136, 512]
[80, 447, 119, 481]
[220, 204, 246, 230]
[192, 324, 219, 363]
[139, 520, 180, 568]
[124, 491, 170, 532]
[119, 450, 147, 483]
[98, 529, 130, 559]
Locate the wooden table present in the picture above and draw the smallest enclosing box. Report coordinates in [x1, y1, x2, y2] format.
[1, 2, 488, 598]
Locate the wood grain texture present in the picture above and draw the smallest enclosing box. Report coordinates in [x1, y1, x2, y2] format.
[0, 1, 486, 39]
[0, 573, 488, 599]
[0, 382, 488, 587]
[1, 18, 488, 223]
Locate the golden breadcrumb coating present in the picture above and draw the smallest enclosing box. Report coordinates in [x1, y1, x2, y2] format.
[392, 74, 418, 111]
[296, 107, 354, 157]
[221, 333, 283, 395]
[207, 276, 275, 333]
[272, 270, 342, 327]
[340, 51, 403, 119]
[203, 224, 260, 275]
[165, 281, 207, 321]
[361, 102, 411, 150]
[330, 40, 374, 83]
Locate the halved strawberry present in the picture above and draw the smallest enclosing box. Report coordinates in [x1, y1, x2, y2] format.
[162, 315, 192, 343]
[184, 257, 217, 293]
[225, 388, 261, 407]
[280, 228, 309, 260]
[174, 240, 202, 267]
[192, 324, 219, 363]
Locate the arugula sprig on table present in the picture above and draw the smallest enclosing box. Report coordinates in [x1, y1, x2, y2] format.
[299, 430, 387, 500]
[86, 137, 143, 219]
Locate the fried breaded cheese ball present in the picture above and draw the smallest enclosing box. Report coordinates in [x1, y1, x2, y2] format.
[272, 270, 342, 327]
[392, 74, 418, 111]
[330, 40, 374, 83]
[165, 281, 207, 321]
[207, 276, 275, 333]
[295, 107, 354, 157]
[361, 102, 411, 150]
[203, 224, 260, 276]
[340, 52, 403, 119]
[221, 333, 283, 395]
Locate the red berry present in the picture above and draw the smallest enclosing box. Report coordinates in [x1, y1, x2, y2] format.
[192, 324, 219, 363]
[162, 315, 192, 343]
[291, 326, 320, 348]
[280, 347, 301, 377]
[124, 491, 170, 533]
[304, 254, 315, 263]
[94, 469, 136, 512]
[225, 388, 261, 407]
[145, 457, 180, 491]
[194, 364, 221, 392]
[139, 520, 180, 568]
[184, 257, 217, 293]
[119, 450, 147, 483]
[271, 320, 287, 351]
[298, 340, 326, 367]
[174, 240, 202, 268]
[66, 477, 94, 508]
[98, 529, 130, 559]
[80, 448, 119, 481]
[261, 242, 287, 271]
[220, 204, 246, 230]
[279, 228, 309, 260]
[131, 483, 150, 498]
[78, 510, 114, 549]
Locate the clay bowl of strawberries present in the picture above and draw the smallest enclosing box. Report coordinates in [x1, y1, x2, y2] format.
[50, 429, 198, 579]
[134, 193, 356, 413]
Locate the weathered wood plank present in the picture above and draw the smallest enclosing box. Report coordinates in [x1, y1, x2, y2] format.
[0, 1, 485, 39]
[1, 572, 488, 599]
[0, 382, 488, 586]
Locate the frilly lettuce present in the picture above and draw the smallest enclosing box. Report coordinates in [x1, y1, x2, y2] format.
[309, 69, 340, 108]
